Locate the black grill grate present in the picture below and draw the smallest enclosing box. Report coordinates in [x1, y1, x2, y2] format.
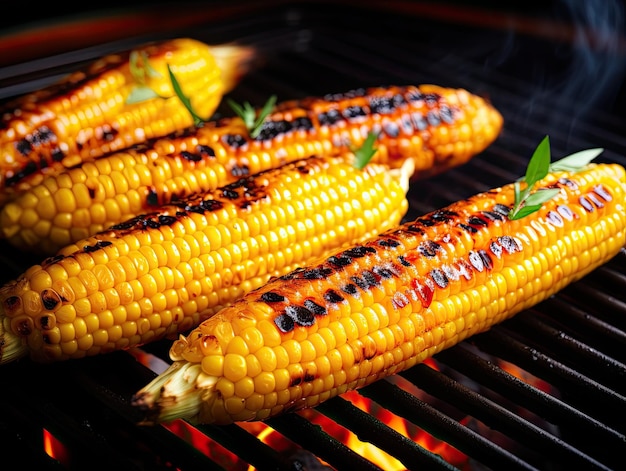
[1, 2, 625, 470]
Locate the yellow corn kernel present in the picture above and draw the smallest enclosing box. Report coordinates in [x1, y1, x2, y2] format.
[130, 163, 626, 425]
[1, 84, 502, 254]
[0, 155, 410, 364]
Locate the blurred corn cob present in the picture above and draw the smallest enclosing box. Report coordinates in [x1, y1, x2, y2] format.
[131, 162, 625, 425]
[0, 37, 255, 204]
[0, 84, 503, 254]
[0, 154, 413, 364]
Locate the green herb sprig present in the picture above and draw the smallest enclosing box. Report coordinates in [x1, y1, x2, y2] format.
[227, 96, 277, 139]
[509, 135, 603, 220]
[167, 65, 206, 126]
[352, 131, 379, 170]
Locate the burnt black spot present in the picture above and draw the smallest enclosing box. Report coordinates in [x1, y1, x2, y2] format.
[439, 105, 455, 124]
[593, 184, 612, 202]
[260, 292, 286, 303]
[431, 209, 458, 222]
[4, 296, 21, 312]
[83, 240, 113, 253]
[468, 216, 488, 227]
[579, 195, 595, 212]
[430, 268, 449, 288]
[378, 238, 400, 247]
[418, 240, 441, 257]
[490, 240, 503, 259]
[293, 116, 314, 130]
[230, 164, 250, 178]
[327, 255, 353, 267]
[383, 121, 399, 138]
[146, 189, 159, 207]
[373, 266, 394, 278]
[15, 139, 33, 156]
[493, 204, 511, 217]
[343, 246, 376, 258]
[342, 105, 367, 119]
[406, 89, 424, 102]
[51, 148, 64, 162]
[400, 115, 413, 134]
[274, 314, 295, 333]
[222, 189, 239, 199]
[197, 144, 216, 157]
[301, 267, 334, 280]
[351, 271, 378, 290]
[323, 88, 366, 102]
[255, 120, 293, 141]
[427, 110, 441, 126]
[285, 305, 315, 326]
[411, 112, 428, 131]
[158, 215, 177, 226]
[324, 289, 344, 303]
[458, 223, 478, 233]
[398, 255, 412, 267]
[546, 211, 564, 227]
[39, 315, 51, 329]
[369, 96, 395, 114]
[406, 223, 426, 233]
[341, 283, 359, 296]
[41, 289, 61, 310]
[469, 251, 485, 272]
[318, 109, 342, 126]
[303, 299, 326, 315]
[479, 250, 493, 270]
[480, 210, 504, 222]
[424, 93, 441, 106]
[304, 373, 316, 382]
[200, 199, 224, 212]
[557, 205, 574, 221]
[499, 235, 522, 254]
[180, 150, 202, 162]
[223, 134, 248, 148]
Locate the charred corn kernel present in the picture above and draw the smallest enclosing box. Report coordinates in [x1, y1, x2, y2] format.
[131, 163, 626, 425]
[0, 155, 412, 364]
[0, 38, 255, 204]
[1, 85, 503, 254]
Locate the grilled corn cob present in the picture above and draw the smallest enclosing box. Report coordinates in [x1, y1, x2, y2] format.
[0, 37, 254, 203]
[0, 155, 413, 364]
[0, 84, 503, 254]
[131, 162, 625, 425]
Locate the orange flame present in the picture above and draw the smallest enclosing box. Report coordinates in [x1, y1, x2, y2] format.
[43, 428, 70, 467]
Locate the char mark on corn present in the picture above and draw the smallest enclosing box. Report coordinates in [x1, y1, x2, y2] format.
[0, 84, 503, 254]
[130, 163, 625, 425]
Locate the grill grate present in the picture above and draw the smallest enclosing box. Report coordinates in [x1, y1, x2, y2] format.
[1, 2, 625, 470]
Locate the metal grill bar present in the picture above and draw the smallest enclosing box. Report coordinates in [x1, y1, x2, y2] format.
[359, 379, 539, 471]
[401, 364, 613, 471]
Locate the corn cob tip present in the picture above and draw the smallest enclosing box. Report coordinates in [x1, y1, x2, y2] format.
[208, 43, 258, 93]
[0, 314, 28, 365]
[132, 360, 206, 425]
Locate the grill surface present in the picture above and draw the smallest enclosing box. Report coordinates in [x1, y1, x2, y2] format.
[1, 2, 625, 470]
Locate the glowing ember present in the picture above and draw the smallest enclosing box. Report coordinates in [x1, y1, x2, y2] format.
[43, 428, 70, 467]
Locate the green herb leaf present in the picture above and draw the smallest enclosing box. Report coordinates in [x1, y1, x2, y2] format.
[227, 95, 277, 138]
[524, 135, 551, 184]
[125, 85, 161, 104]
[353, 131, 379, 169]
[549, 148, 603, 172]
[167, 64, 205, 126]
[509, 136, 602, 220]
